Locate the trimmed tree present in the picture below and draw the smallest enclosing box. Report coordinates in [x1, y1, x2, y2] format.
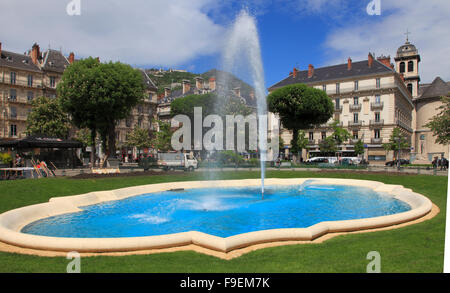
[26, 96, 71, 138]
[267, 84, 334, 162]
[58, 57, 145, 165]
[383, 127, 410, 160]
[354, 139, 365, 157]
[126, 126, 152, 155]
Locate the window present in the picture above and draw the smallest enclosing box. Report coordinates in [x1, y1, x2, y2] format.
[335, 98, 340, 109]
[9, 89, 17, 101]
[375, 95, 381, 104]
[353, 113, 358, 123]
[408, 61, 414, 72]
[27, 75, 33, 87]
[321, 132, 326, 140]
[353, 131, 358, 139]
[374, 129, 380, 139]
[309, 132, 314, 140]
[322, 84, 326, 92]
[376, 78, 381, 89]
[10, 107, 17, 118]
[407, 84, 413, 95]
[138, 105, 143, 114]
[49, 76, 56, 88]
[354, 80, 359, 91]
[399, 62, 405, 73]
[10, 125, 17, 137]
[27, 91, 34, 101]
[336, 83, 340, 94]
[353, 96, 359, 105]
[10, 72, 16, 84]
[368, 155, 386, 161]
[375, 112, 380, 122]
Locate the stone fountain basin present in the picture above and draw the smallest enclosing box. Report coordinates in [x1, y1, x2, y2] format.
[0, 178, 432, 253]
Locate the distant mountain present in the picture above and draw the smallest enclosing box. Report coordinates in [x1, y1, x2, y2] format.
[146, 68, 255, 102]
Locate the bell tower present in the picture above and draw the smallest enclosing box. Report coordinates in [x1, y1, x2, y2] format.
[394, 30, 421, 98]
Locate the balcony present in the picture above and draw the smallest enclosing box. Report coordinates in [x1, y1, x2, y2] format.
[334, 105, 343, 113]
[0, 78, 44, 89]
[307, 139, 316, 145]
[350, 138, 361, 144]
[348, 120, 363, 127]
[396, 120, 413, 133]
[370, 119, 384, 126]
[371, 138, 383, 144]
[8, 115, 28, 121]
[349, 104, 361, 111]
[370, 102, 384, 110]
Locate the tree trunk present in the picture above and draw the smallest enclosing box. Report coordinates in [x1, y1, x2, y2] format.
[90, 128, 96, 167]
[291, 128, 299, 163]
[107, 125, 116, 160]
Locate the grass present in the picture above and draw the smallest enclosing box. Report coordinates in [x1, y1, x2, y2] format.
[0, 170, 447, 273]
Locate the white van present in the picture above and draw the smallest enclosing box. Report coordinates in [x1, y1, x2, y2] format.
[158, 152, 198, 171]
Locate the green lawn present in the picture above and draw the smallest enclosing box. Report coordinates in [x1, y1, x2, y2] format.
[0, 171, 447, 273]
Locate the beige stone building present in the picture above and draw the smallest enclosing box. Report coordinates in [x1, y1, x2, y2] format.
[268, 52, 414, 164]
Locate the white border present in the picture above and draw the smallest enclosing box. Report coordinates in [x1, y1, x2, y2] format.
[0, 178, 433, 253]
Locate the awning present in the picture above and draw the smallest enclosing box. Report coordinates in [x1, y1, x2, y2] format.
[0, 135, 83, 149]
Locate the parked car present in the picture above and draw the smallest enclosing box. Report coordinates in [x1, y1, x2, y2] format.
[305, 157, 329, 164]
[385, 159, 410, 167]
[157, 152, 198, 171]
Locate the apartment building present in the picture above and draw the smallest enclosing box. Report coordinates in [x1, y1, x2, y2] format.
[268, 52, 414, 164]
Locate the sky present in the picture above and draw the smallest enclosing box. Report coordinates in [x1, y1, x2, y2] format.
[1, 0, 449, 87]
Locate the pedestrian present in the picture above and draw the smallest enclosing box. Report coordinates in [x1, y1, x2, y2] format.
[15, 154, 23, 167]
[432, 156, 438, 169]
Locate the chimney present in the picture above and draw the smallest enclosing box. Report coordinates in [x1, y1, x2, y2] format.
[209, 77, 216, 91]
[308, 64, 314, 78]
[31, 43, 40, 65]
[377, 55, 392, 69]
[347, 57, 352, 70]
[368, 53, 374, 68]
[164, 87, 171, 98]
[195, 77, 204, 90]
[293, 67, 298, 78]
[0, 42, 2, 56]
[289, 71, 293, 76]
[233, 87, 241, 97]
[68, 52, 75, 64]
[182, 80, 191, 95]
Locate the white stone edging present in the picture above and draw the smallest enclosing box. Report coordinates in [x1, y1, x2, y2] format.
[0, 178, 433, 253]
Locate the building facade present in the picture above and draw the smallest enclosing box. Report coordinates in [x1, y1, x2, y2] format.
[269, 53, 414, 164]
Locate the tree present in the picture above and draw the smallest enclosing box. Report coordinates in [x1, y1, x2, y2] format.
[330, 121, 351, 146]
[126, 126, 152, 155]
[58, 57, 145, 165]
[26, 96, 71, 138]
[154, 120, 173, 152]
[291, 130, 309, 160]
[354, 139, 365, 157]
[426, 95, 450, 145]
[73, 128, 93, 147]
[267, 84, 334, 161]
[383, 127, 410, 160]
[319, 136, 338, 154]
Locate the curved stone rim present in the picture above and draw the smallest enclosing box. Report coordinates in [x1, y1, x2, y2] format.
[0, 178, 433, 253]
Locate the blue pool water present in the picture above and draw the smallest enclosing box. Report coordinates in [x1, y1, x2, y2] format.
[21, 184, 411, 238]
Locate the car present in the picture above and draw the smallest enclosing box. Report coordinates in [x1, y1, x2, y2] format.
[385, 159, 410, 167]
[306, 157, 329, 164]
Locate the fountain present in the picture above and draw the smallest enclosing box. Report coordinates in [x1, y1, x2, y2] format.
[219, 9, 268, 197]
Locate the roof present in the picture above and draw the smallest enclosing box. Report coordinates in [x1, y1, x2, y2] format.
[397, 41, 418, 56]
[41, 49, 70, 73]
[418, 77, 450, 100]
[0, 135, 83, 148]
[0, 50, 42, 73]
[268, 58, 394, 90]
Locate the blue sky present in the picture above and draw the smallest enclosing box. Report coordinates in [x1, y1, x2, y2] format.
[1, 0, 449, 87]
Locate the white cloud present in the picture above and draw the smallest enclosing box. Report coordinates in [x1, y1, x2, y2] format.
[0, 0, 225, 66]
[324, 0, 450, 83]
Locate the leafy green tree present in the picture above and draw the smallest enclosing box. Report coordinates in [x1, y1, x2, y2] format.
[154, 120, 173, 152]
[383, 127, 410, 160]
[330, 120, 351, 146]
[426, 95, 450, 145]
[58, 57, 145, 164]
[268, 84, 333, 161]
[126, 126, 152, 154]
[26, 96, 71, 138]
[319, 136, 338, 154]
[73, 128, 93, 147]
[354, 139, 365, 156]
